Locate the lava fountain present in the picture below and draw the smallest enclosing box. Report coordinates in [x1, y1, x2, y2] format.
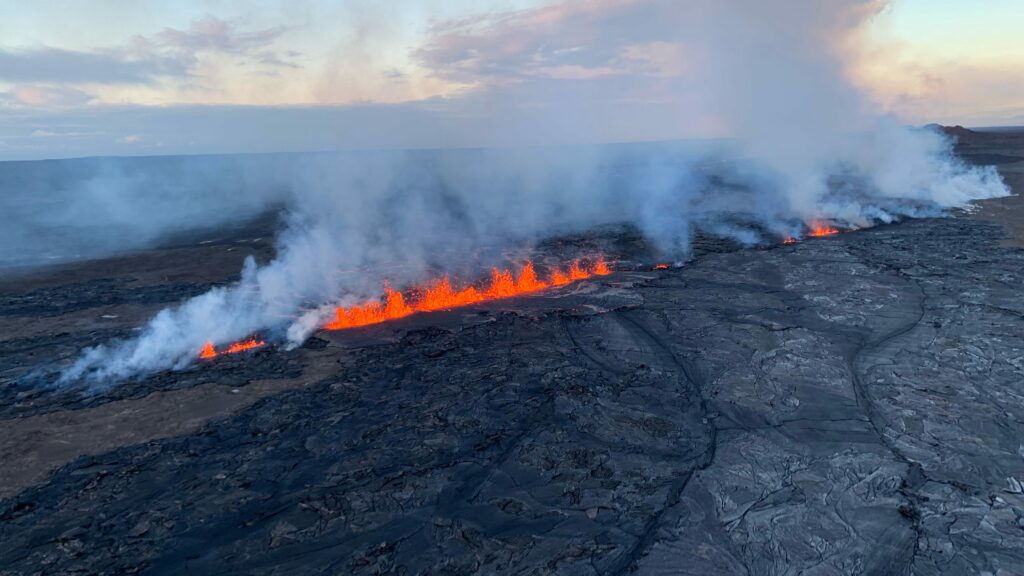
[325, 256, 611, 331]
[807, 222, 840, 237]
[199, 337, 266, 359]
[197, 256, 610, 360]
[783, 221, 840, 244]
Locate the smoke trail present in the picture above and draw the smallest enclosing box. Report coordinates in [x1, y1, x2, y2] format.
[61, 0, 1009, 385]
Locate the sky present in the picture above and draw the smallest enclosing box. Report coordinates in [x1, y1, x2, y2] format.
[0, 0, 1022, 160]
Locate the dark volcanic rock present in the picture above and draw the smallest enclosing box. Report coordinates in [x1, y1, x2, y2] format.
[5, 129, 1024, 573]
[929, 124, 980, 143]
[2, 213, 1024, 574]
[0, 277, 225, 317]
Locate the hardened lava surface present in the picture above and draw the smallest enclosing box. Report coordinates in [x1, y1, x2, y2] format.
[2, 132, 1024, 574]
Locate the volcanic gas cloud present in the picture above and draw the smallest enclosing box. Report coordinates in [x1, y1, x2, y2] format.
[59, 0, 1012, 386]
[200, 257, 611, 359]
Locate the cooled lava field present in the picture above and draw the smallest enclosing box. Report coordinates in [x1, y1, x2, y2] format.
[2, 129, 1024, 575]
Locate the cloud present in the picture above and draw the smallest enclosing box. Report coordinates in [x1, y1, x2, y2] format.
[620, 41, 689, 77]
[1, 0, 1019, 162]
[154, 17, 286, 55]
[0, 47, 177, 84]
[30, 129, 95, 138]
[0, 17, 298, 87]
[855, 55, 1024, 124]
[414, 0, 683, 85]
[0, 1, 887, 161]
[6, 85, 94, 107]
[146, 16, 298, 70]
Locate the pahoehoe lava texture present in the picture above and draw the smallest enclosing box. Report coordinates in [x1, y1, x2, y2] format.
[2, 214, 1024, 569]
[3, 212, 1024, 574]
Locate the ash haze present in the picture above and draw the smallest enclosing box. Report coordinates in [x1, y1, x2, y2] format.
[0, 0, 1012, 383]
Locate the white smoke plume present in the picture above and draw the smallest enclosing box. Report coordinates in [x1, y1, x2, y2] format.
[61, 0, 1009, 385]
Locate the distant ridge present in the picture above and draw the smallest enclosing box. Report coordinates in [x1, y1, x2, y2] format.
[924, 124, 979, 141]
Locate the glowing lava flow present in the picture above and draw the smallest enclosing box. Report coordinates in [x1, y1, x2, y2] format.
[325, 257, 611, 331]
[199, 337, 266, 359]
[808, 222, 840, 237]
[783, 222, 840, 244]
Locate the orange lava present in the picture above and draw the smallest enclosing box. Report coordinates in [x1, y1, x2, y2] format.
[652, 263, 672, 270]
[224, 338, 267, 354]
[199, 342, 217, 359]
[783, 236, 798, 244]
[325, 256, 612, 331]
[807, 222, 840, 237]
[199, 337, 266, 359]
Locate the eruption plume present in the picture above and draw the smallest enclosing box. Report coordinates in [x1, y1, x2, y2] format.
[59, 0, 1010, 386]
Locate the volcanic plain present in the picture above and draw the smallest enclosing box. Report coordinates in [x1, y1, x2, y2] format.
[2, 128, 1024, 574]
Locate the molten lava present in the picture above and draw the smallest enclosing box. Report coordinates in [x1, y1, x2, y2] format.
[808, 222, 840, 237]
[199, 337, 266, 359]
[199, 342, 217, 359]
[783, 236, 798, 245]
[325, 257, 611, 331]
[225, 338, 267, 354]
[652, 263, 672, 270]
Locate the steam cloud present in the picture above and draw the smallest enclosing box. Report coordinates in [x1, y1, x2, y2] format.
[60, 0, 1009, 385]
